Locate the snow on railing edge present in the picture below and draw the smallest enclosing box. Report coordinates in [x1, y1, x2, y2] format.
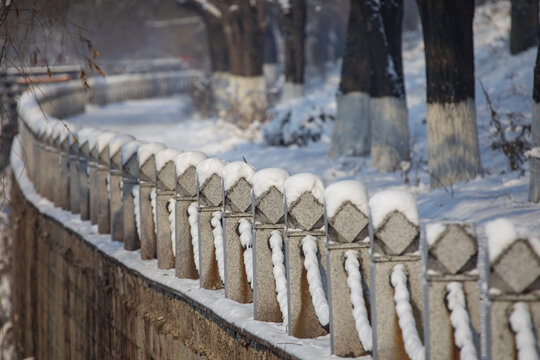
[239, 218, 254, 289]
[187, 202, 200, 272]
[269, 230, 288, 326]
[446, 282, 478, 360]
[133, 185, 141, 239]
[211, 211, 225, 283]
[510, 302, 539, 360]
[168, 198, 176, 256]
[302, 235, 329, 326]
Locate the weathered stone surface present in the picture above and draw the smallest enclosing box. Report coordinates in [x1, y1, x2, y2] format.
[429, 223, 477, 275]
[175, 199, 198, 279]
[122, 141, 142, 251]
[287, 193, 324, 231]
[198, 209, 223, 290]
[199, 174, 222, 207]
[327, 202, 369, 243]
[223, 214, 253, 303]
[492, 240, 540, 294]
[176, 166, 197, 197]
[374, 211, 419, 256]
[255, 186, 285, 225]
[156, 193, 175, 269]
[225, 179, 252, 213]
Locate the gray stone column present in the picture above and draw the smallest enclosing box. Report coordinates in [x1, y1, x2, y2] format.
[109, 135, 135, 242]
[96, 131, 117, 234]
[324, 180, 371, 357]
[284, 173, 328, 338]
[57, 125, 72, 210]
[77, 128, 96, 219]
[252, 168, 289, 323]
[122, 140, 143, 251]
[155, 149, 181, 269]
[369, 190, 423, 360]
[174, 151, 207, 279]
[423, 222, 480, 360]
[138, 142, 166, 260]
[50, 123, 63, 206]
[68, 130, 80, 214]
[31, 126, 42, 193]
[196, 158, 227, 290]
[41, 125, 55, 200]
[89, 133, 102, 225]
[222, 161, 256, 303]
[484, 219, 540, 360]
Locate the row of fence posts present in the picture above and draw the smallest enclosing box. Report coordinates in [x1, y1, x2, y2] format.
[18, 111, 540, 359]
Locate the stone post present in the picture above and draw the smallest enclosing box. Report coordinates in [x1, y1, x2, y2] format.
[138, 142, 166, 260]
[174, 151, 207, 279]
[57, 123, 72, 210]
[31, 123, 43, 194]
[324, 180, 371, 357]
[484, 219, 540, 360]
[68, 128, 80, 214]
[41, 124, 55, 200]
[155, 149, 181, 269]
[77, 128, 96, 219]
[122, 140, 143, 251]
[423, 222, 480, 360]
[109, 135, 135, 242]
[252, 168, 289, 322]
[369, 189, 423, 360]
[96, 131, 117, 234]
[222, 161, 256, 303]
[196, 158, 227, 290]
[89, 133, 102, 225]
[50, 122, 63, 206]
[284, 173, 328, 338]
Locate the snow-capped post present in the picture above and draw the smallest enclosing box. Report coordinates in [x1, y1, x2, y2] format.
[96, 131, 117, 234]
[52, 123, 67, 207]
[155, 149, 181, 270]
[324, 180, 371, 357]
[109, 134, 135, 242]
[369, 189, 423, 359]
[221, 161, 256, 303]
[41, 124, 55, 200]
[49, 123, 62, 205]
[77, 128, 97, 220]
[121, 140, 143, 251]
[138, 142, 167, 260]
[56, 123, 72, 210]
[252, 168, 289, 323]
[484, 219, 540, 360]
[174, 151, 207, 279]
[68, 127, 81, 214]
[423, 222, 480, 360]
[196, 158, 228, 289]
[89, 132, 103, 225]
[34, 124, 47, 196]
[283, 173, 328, 338]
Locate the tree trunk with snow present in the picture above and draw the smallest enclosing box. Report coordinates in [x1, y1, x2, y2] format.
[328, 0, 372, 157]
[510, 0, 539, 55]
[281, 0, 306, 100]
[367, 0, 409, 173]
[416, 0, 482, 188]
[529, 39, 540, 202]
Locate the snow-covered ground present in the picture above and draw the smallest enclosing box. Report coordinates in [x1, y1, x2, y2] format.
[68, 1, 539, 240]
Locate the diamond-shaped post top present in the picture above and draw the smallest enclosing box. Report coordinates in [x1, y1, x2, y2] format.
[284, 173, 325, 231]
[370, 189, 419, 256]
[252, 168, 289, 224]
[175, 151, 207, 197]
[109, 134, 135, 171]
[88, 129, 103, 163]
[52, 122, 72, 151]
[324, 180, 369, 244]
[96, 131, 117, 166]
[222, 161, 256, 213]
[196, 157, 228, 207]
[76, 128, 98, 157]
[486, 218, 540, 295]
[51, 122, 64, 149]
[425, 222, 477, 275]
[40, 121, 54, 146]
[121, 140, 144, 180]
[155, 149, 181, 191]
[137, 142, 166, 183]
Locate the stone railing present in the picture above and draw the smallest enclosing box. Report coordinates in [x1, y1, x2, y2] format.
[12, 73, 540, 359]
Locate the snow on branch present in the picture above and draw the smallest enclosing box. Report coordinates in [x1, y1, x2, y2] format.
[510, 302, 539, 360]
[188, 202, 200, 272]
[211, 211, 225, 283]
[302, 235, 329, 326]
[269, 230, 288, 325]
[446, 282, 478, 360]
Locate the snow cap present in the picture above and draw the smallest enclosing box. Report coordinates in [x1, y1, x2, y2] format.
[324, 180, 368, 219]
[97, 131, 118, 154]
[109, 134, 135, 158]
[155, 148, 181, 172]
[88, 129, 103, 152]
[252, 168, 290, 198]
[222, 161, 256, 191]
[175, 151, 207, 177]
[121, 140, 143, 165]
[425, 222, 448, 247]
[369, 189, 418, 229]
[284, 173, 324, 208]
[196, 158, 228, 187]
[137, 142, 166, 167]
[77, 127, 98, 146]
[484, 218, 540, 263]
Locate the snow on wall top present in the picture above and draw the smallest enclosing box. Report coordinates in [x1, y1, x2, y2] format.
[175, 151, 208, 177]
[252, 168, 289, 198]
[284, 173, 324, 208]
[88, 129, 103, 151]
[77, 127, 97, 146]
[109, 134, 135, 157]
[222, 161, 256, 191]
[484, 218, 540, 263]
[196, 158, 228, 187]
[324, 180, 368, 219]
[137, 142, 167, 167]
[121, 140, 144, 165]
[155, 149, 181, 172]
[97, 131, 118, 154]
[369, 189, 418, 229]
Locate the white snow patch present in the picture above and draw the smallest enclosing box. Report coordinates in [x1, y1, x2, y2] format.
[196, 158, 228, 187]
[390, 264, 425, 360]
[109, 134, 135, 158]
[97, 131, 118, 154]
[324, 180, 368, 219]
[138, 142, 167, 168]
[282, 82, 304, 100]
[175, 151, 207, 177]
[369, 189, 418, 229]
[155, 149, 181, 172]
[121, 140, 143, 165]
[302, 235, 329, 326]
[510, 302, 539, 360]
[211, 211, 225, 283]
[446, 282, 478, 360]
[425, 222, 447, 247]
[485, 218, 518, 263]
[168, 198, 176, 256]
[252, 168, 290, 198]
[77, 127, 98, 146]
[133, 185, 141, 239]
[344, 250, 372, 351]
[222, 161, 256, 191]
[269, 230, 288, 325]
[284, 173, 324, 208]
[151, 188, 157, 235]
[187, 202, 200, 272]
[88, 129, 102, 153]
[239, 218, 253, 289]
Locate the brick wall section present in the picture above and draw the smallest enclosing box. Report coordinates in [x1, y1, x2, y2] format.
[10, 175, 286, 360]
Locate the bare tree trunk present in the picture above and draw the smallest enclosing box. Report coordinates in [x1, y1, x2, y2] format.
[281, 0, 306, 100]
[417, 0, 482, 188]
[263, 4, 280, 87]
[329, 0, 372, 157]
[205, 15, 231, 112]
[530, 36, 540, 201]
[510, 0, 539, 55]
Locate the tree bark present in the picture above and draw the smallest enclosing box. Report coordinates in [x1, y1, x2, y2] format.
[417, 0, 482, 188]
[281, 0, 306, 100]
[529, 36, 540, 201]
[510, 0, 539, 55]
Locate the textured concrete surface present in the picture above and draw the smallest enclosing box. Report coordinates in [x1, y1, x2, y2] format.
[198, 208, 223, 290]
[78, 156, 90, 220]
[122, 146, 140, 251]
[140, 184, 156, 260]
[157, 192, 175, 269]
